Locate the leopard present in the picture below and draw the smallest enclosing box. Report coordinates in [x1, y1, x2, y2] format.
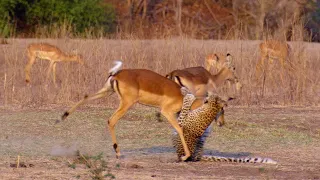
[173, 87, 277, 164]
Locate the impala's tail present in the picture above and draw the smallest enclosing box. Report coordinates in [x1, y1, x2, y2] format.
[109, 60, 122, 75]
[201, 155, 277, 164]
[59, 61, 123, 122]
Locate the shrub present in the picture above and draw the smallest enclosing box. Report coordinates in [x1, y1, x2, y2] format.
[0, 0, 116, 37]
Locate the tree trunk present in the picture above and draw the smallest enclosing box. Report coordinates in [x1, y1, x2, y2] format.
[175, 0, 183, 36]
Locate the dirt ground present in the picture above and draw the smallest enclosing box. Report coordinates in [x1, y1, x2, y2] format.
[0, 106, 319, 180]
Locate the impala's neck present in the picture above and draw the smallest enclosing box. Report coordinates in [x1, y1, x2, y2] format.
[209, 67, 231, 87]
[204, 61, 211, 72]
[61, 54, 83, 64]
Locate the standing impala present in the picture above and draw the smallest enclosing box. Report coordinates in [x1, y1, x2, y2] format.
[25, 43, 84, 86]
[166, 53, 242, 105]
[59, 61, 206, 161]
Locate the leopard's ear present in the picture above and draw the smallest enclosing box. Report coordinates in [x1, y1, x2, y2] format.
[221, 96, 235, 107]
[220, 94, 235, 102]
[180, 87, 192, 96]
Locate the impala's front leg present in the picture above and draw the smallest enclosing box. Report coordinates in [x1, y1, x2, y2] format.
[107, 100, 134, 158]
[25, 54, 36, 84]
[162, 110, 190, 161]
[46, 61, 55, 85]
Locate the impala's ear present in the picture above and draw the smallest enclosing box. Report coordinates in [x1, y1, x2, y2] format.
[226, 53, 233, 63]
[221, 96, 235, 107]
[214, 54, 219, 61]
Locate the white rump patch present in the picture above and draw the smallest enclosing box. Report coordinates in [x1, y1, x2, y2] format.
[109, 60, 123, 75]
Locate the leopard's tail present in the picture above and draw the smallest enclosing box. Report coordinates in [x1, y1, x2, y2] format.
[201, 155, 277, 164]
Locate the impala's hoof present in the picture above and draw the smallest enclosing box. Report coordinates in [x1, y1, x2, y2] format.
[116, 153, 121, 159]
[61, 112, 69, 120]
[181, 155, 190, 161]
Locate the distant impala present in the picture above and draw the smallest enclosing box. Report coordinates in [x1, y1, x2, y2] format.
[25, 43, 84, 86]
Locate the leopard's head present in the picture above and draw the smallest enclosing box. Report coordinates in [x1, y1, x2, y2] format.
[204, 92, 234, 126]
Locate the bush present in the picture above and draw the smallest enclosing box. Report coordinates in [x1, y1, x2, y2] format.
[0, 0, 116, 37]
[0, 0, 28, 37]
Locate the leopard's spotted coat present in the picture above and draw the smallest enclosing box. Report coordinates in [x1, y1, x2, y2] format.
[173, 88, 277, 164]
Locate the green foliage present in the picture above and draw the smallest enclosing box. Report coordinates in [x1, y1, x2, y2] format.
[27, 0, 116, 33]
[0, 0, 116, 37]
[0, 0, 27, 37]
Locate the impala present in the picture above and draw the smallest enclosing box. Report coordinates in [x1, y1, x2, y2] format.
[165, 53, 242, 126]
[59, 61, 206, 161]
[25, 43, 84, 86]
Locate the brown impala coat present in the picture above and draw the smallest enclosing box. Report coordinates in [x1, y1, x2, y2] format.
[60, 61, 203, 161]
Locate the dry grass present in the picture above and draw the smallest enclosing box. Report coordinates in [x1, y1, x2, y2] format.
[0, 38, 319, 108]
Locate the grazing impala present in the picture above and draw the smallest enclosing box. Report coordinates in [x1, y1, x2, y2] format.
[59, 61, 206, 161]
[25, 43, 84, 86]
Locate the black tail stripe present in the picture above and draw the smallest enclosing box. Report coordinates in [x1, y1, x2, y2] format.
[175, 76, 185, 87]
[110, 78, 115, 91]
[115, 80, 121, 98]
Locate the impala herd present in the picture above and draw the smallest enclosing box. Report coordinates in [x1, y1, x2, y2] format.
[24, 40, 291, 161]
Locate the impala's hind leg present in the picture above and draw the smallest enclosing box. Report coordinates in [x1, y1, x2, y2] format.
[108, 100, 135, 158]
[161, 110, 190, 161]
[46, 61, 55, 85]
[52, 62, 57, 87]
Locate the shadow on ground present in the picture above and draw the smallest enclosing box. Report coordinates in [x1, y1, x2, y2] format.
[122, 146, 251, 158]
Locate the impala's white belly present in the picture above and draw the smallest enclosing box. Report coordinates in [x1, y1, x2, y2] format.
[35, 51, 59, 61]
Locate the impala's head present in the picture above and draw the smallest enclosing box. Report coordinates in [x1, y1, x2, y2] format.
[221, 54, 243, 92]
[67, 54, 84, 65]
[205, 53, 225, 71]
[70, 48, 84, 65]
